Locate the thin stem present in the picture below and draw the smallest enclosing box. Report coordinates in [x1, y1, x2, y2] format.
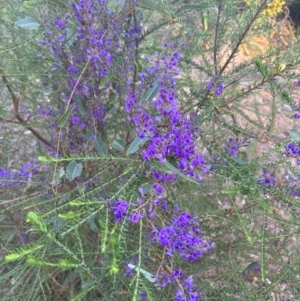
[0, 69, 53, 149]
[218, 0, 268, 76]
[196, 0, 269, 110]
[213, 1, 223, 74]
[131, 0, 139, 93]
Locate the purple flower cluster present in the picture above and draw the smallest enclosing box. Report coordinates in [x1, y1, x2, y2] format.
[156, 269, 203, 301]
[124, 51, 210, 181]
[280, 171, 300, 198]
[257, 169, 276, 186]
[39, 0, 142, 154]
[123, 256, 137, 277]
[285, 141, 300, 165]
[206, 77, 224, 97]
[140, 291, 147, 301]
[152, 211, 215, 262]
[152, 169, 178, 183]
[111, 200, 128, 222]
[110, 190, 170, 223]
[226, 137, 241, 156]
[0, 160, 39, 189]
[39, 105, 53, 117]
[226, 137, 251, 157]
[176, 275, 203, 301]
[288, 185, 300, 198]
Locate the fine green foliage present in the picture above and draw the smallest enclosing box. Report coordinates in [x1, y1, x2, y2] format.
[1, 0, 300, 300]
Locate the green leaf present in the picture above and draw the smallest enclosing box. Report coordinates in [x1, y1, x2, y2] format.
[242, 261, 261, 278]
[126, 136, 148, 155]
[231, 156, 247, 165]
[144, 80, 159, 102]
[254, 59, 271, 78]
[5, 245, 43, 262]
[69, 200, 96, 206]
[23, 0, 41, 8]
[27, 255, 50, 267]
[88, 217, 97, 232]
[59, 258, 80, 270]
[281, 91, 292, 103]
[66, 160, 83, 181]
[289, 129, 300, 140]
[58, 104, 74, 128]
[15, 17, 40, 28]
[58, 211, 81, 220]
[77, 183, 86, 194]
[163, 161, 200, 185]
[86, 131, 107, 155]
[66, 28, 76, 47]
[254, 59, 263, 70]
[139, 183, 152, 195]
[56, 167, 65, 180]
[140, 0, 173, 20]
[38, 156, 49, 163]
[94, 135, 107, 155]
[27, 211, 48, 233]
[128, 264, 156, 283]
[73, 95, 87, 116]
[111, 138, 125, 151]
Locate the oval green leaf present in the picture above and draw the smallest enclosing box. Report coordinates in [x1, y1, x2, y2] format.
[58, 104, 74, 128]
[94, 135, 107, 155]
[289, 129, 300, 140]
[126, 136, 148, 156]
[66, 160, 83, 181]
[231, 156, 247, 165]
[15, 17, 40, 28]
[112, 138, 125, 151]
[144, 80, 159, 102]
[128, 264, 156, 283]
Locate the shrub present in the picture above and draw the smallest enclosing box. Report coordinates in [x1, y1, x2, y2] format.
[1, 0, 300, 300]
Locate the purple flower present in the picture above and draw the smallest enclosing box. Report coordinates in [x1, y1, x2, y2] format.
[54, 18, 66, 30]
[111, 200, 128, 222]
[71, 116, 81, 124]
[176, 288, 187, 301]
[206, 77, 224, 97]
[139, 72, 147, 80]
[226, 138, 240, 156]
[18, 234, 29, 244]
[214, 83, 224, 97]
[153, 183, 164, 196]
[226, 137, 251, 157]
[294, 113, 300, 119]
[257, 169, 276, 186]
[123, 256, 137, 277]
[149, 211, 156, 219]
[68, 65, 79, 74]
[152, 211, 215, 262]
[131, 212, 141, 223]
[140, 291, 147, 301]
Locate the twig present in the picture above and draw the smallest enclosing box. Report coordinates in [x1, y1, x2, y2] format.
[0, 69, 53, 149]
